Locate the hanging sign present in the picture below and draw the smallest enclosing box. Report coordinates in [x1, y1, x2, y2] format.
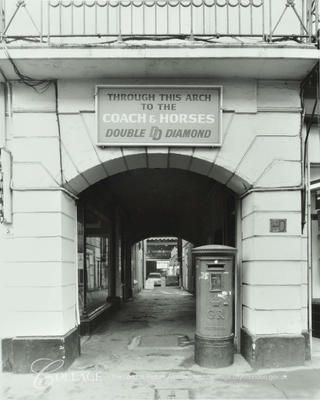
[96, 86, 222, 147]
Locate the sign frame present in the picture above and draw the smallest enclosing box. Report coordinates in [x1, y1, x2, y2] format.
[95, 85, 223, 147]
[270, 219, 287, 233]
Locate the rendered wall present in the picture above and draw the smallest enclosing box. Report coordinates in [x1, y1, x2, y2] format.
[242, 191, 307, 335]
[0, 190, 78, 338]
[0, 77, 307, 367]
[36, 78, 301, 195]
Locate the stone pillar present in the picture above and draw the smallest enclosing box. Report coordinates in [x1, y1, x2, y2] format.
[0, 190, 80, 373]
[240, 190, 308, 368]
[0, 82, 81, 372]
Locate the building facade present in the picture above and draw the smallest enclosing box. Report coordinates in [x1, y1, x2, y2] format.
[0, 0, 319, 373]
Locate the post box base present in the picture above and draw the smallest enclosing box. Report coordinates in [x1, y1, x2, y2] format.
[195, 334, 234, 368]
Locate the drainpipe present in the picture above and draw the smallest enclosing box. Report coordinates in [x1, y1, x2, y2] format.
[307, 143, 312, 357]
[309, 62, 320, 355]
[0, 72, 11, 149]
[0, 82, 5, 148]
[235, 198, 242, 353]
[0, 80, 12, 224]
[301, 62, 320, 358]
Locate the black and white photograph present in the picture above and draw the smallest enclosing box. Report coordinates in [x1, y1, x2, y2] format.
[0, 1, 319, 399]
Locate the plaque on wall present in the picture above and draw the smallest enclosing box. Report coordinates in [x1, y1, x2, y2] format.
[270, 219, 287, 233]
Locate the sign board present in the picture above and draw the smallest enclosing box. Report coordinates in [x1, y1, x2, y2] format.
[156, 260, 169, 270]
[96, 86, 222, 147]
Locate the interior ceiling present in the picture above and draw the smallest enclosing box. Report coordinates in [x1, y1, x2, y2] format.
[82, 168, 234, 244]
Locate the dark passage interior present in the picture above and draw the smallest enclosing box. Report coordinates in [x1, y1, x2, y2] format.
[76, 168, 236, 334]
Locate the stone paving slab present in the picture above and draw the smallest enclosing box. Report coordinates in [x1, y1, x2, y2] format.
[3, 366, 320, 400]
[2, 288, 320, 400]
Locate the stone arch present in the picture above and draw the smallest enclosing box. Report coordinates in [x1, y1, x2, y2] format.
[64, 149, 252, 196]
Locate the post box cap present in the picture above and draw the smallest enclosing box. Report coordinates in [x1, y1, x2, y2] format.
[192, 244, 236, 255]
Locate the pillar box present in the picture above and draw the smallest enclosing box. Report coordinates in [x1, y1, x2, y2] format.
[192, 245, 236, 368]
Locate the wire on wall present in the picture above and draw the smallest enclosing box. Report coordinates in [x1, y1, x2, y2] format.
[54, 80, 64, 187]
[0, 41, 52, 93]
[0, 41, 66, 187]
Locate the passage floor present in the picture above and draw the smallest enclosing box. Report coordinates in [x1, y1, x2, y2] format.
[2, 288, 320, 400]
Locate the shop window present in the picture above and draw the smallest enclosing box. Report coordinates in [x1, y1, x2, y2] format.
[77, 213, 111, 317]
[85, 236, 110, 314]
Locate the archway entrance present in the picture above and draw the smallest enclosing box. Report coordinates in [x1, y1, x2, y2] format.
[76, 168, 238, 356]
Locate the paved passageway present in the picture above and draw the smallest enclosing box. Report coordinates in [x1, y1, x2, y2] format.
[76, 287, 196, 373]
[3, 288, 320, 400]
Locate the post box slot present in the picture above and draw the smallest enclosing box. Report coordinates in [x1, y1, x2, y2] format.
[207, 264, 225, 270]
